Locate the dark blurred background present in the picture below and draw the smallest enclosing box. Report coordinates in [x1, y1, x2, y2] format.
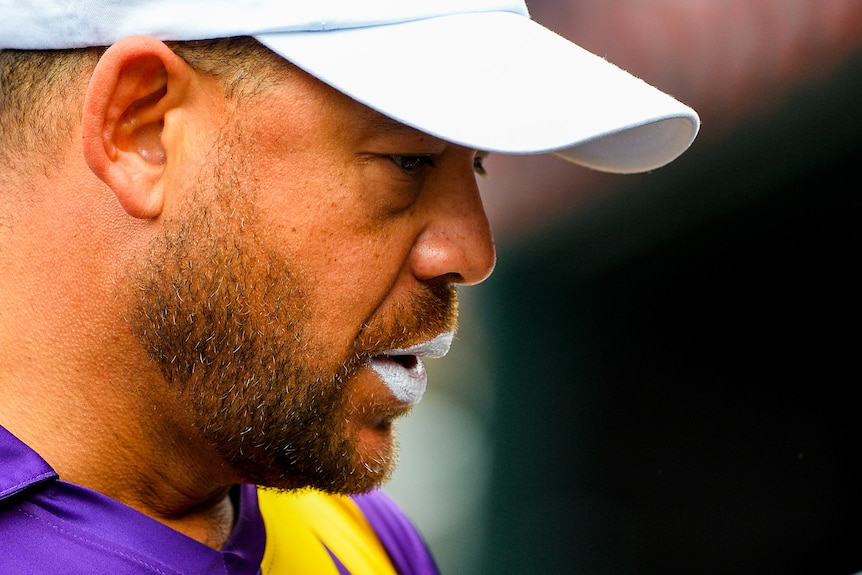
[388, 2, 862, 573]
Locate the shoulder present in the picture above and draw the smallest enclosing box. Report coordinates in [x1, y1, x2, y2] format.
[257, 488, 439, 575]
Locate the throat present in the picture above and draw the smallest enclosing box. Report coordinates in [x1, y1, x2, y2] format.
[155, 486, 238, 550]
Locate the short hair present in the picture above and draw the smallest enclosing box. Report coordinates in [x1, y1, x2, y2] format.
[0, 37, 289, 173]
[0, 47, 103, 172]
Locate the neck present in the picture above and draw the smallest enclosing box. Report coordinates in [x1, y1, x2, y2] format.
[0, 167, 240, 550]
[0, 382, 240, 549]
[0, 346, 243, 549]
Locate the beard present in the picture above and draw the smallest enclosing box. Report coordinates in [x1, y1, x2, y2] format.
[125, 157, 457, 495]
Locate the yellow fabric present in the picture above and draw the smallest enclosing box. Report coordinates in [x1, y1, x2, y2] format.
[258, 488, 398, 575]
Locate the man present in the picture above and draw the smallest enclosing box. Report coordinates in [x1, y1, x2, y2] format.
[0, 1, 698, 573]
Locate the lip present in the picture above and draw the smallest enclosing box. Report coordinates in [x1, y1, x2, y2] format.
[368, 332, 454, 405]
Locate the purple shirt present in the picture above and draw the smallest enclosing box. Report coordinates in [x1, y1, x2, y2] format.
[0, 425, 439, 575]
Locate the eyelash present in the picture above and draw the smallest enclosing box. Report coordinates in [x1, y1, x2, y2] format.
[388, 154, 488, 176]
[389, 155, 435, 175]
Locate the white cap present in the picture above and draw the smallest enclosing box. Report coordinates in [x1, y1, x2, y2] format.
[0, 0, 699, 173]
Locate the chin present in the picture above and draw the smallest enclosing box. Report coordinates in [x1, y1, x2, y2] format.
[357, 419, 399, 464]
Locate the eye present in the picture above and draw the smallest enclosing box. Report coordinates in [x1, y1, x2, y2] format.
[389, 154, 435, 175]
[473, 154, 488, 177]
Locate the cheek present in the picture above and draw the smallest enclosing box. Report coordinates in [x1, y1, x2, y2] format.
[247, 155, 420, 336]
[254, 199, 414, 351]
[305, 236, 408, 325]
[254, 168, 410, 281]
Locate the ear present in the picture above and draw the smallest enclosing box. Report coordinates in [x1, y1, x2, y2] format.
[82, 36, 193, 219]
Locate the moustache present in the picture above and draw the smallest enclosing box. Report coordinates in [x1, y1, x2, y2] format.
[352, 281, 459, 363]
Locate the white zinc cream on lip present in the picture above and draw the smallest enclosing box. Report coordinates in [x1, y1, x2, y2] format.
[368, 332, 454, 405]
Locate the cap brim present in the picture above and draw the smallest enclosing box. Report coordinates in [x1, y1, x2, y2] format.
[255, 11, 699, 174]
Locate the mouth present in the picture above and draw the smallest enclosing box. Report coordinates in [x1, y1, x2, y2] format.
[368, 332, 454, 405]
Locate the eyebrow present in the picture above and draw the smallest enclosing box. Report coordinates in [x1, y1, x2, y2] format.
[353, 107, 437, 140]
[348, 105, 487, 156]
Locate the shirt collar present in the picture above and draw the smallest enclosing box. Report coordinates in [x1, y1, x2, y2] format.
[0, 424, 58, 501]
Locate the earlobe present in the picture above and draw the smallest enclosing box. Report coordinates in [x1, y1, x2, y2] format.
[82, 36, 192, 219]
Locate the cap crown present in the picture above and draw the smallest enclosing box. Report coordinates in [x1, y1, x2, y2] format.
[0, 0, 528, 49]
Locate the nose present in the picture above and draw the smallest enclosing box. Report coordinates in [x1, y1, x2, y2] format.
[410, 157, 497, 286]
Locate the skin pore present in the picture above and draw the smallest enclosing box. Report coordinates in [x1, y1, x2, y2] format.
[0, 37, 495, 549]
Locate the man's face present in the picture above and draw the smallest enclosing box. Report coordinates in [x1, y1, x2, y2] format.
[128, 68, 495, 494]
